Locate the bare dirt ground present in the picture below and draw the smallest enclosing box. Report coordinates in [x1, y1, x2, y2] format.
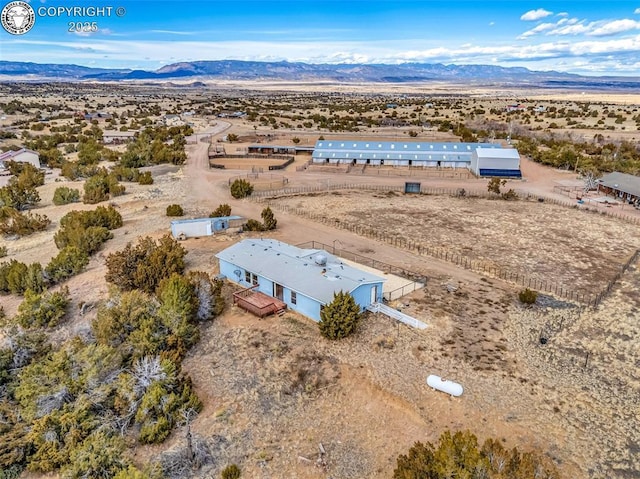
[3, 102, 640, 478]
[266, 190, 640, 295]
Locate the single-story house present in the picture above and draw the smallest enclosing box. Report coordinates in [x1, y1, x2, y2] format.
[597, 172, 640, 204]
[470, 147, 521, 177]
[216, 239, 385, 321]
[171, 216, 244, 239]
[103, 130, 137, 144]
[0, 148, 40, 169]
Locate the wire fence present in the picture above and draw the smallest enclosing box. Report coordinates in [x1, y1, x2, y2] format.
[253, 184, 640, 308]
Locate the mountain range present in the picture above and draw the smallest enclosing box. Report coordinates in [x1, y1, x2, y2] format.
[1, 60, 639, 88]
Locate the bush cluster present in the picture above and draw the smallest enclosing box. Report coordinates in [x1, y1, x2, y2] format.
[394, 430, 560, 479]
[0, 207, 50, 237]
[166, 204, 184, 216]
[519, 288, 538, 305]
[105, 235, 186, 294]
[14, 287, 70, 329]
[230, 179, 253, 199]
[243, 207, 277, 232]
[83, 170, 125, 204]
[54, 206, 122, 255]
[52, 187, 80, 206]
[210, 203, 231, 217]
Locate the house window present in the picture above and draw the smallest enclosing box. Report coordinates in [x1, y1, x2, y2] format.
[291, 291, 297, 305]
[245, 270, 251, 283]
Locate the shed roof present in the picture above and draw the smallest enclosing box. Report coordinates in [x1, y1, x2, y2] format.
[216, 238, 385, 305]
[599, 172, 640, 197]
[312, 140, 499, 161]
[474, 147, 521, 160]
[171, 216, 243, 226]
[0, 148, 39, 161]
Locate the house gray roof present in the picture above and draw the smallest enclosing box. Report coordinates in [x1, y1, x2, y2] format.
[216, 238, 385, 305]
[312, 140, 500, 162]
[0, 148, 39, 161]
[599, 172, 640, 197]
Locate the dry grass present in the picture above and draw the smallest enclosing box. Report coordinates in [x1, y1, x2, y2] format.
[269, 191, 640, 294]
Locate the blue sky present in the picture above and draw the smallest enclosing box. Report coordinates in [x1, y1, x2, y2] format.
[2, 1, 640, 75]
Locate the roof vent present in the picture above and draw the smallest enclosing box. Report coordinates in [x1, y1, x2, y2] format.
[314, 254, 327, 266]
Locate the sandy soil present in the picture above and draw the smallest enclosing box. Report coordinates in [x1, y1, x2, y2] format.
[2, 86, 640, 479]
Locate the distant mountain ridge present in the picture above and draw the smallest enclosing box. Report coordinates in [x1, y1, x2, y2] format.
[1, 60, 639, 88]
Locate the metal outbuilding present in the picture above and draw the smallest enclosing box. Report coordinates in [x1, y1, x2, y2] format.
[170, 216, 244, 239]
[311, 140, 501, 168]
[470, 147, 521, 177]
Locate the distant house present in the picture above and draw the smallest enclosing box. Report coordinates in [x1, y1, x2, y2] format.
[163, 114, 185, 127]
[217, 111, 246, 118]
[597, 172, 640, 204]
[170, 216, 244, 239]
[506, 104, 526, 112]
[83, 112, 112, 121]
[470, 148, 521, 178]
[0, 148, 40, 169]
[103, 130, 137, 144]
[216, 238, 385, 321]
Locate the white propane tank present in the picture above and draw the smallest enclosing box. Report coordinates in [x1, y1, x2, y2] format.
[426, 374, 463, 397]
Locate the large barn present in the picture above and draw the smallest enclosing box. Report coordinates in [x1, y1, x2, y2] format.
[311, 140, 501, 168]
[0, 148, 40, 169]
[470, 147, 522, 178]
[216, 239, 385, 321]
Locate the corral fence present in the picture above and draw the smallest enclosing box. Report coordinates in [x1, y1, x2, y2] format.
[229, 173, 288, 191]
[254, 184, 640, 308]
[296, 240, 427, 301]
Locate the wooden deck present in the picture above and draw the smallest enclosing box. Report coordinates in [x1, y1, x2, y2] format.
[233, 286, 287, 318]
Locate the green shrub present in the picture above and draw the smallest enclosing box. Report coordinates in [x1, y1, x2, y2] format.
[166, 204, 184, 217]
[0, 260, 44, 295]
[518, 288, 538, 305]
[243, 219, 264, 231]
[60, 161, 99, 180]
[138, 171, 153, 185]
[54, 206, 121, 255]
[45, 246, 89, 283]
[82, 171, 125, 204]
[230, 179, 253, 199]
[0, 207, 50, 237]
[110, 165, 140, 182]
[105, 235, 187, 294]
[0, 245, 7, 258]
[221, 464, 241, 479]
[15, 287, 69, 329]
[318, 291, 361, 340]
[52, 187, 80, 206]
[394, 430, 560, 479]
[5, 161, 44, 187]
[210, 203, 231, 217]
[261, 206, 277, 230]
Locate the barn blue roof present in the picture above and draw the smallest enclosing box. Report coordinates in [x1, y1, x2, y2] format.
[312, 140, 500, 161]
[216, 238, 385, 305]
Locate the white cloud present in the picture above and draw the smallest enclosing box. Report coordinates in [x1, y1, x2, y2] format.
[635, 8, 640, 14]
[589, 19, 640, 36]
[5, 32, 640, 75]
[521, 9, 553, 21]
[519, 22, 556, 39]
[556, 12, 569, 17]
[489, 21, 495, 26]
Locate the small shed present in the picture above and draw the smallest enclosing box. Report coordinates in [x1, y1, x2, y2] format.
[404, 182, 421, 194]
[170, 216, 244, 239]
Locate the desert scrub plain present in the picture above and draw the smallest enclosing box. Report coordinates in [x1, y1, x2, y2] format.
[267, 190, 640, 296]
